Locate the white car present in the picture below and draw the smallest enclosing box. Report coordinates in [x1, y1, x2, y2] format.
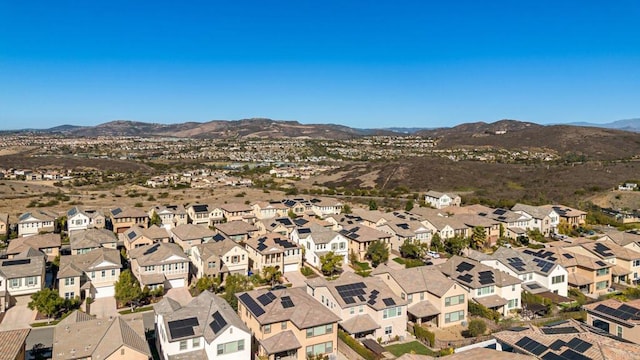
[427, 251, 440, 259]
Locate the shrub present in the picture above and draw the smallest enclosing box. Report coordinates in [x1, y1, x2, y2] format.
[467, 319, 487, 337]
[413, 323, 435, 346]
[300, 266, 314, 277]
[468, 301, 501, 322]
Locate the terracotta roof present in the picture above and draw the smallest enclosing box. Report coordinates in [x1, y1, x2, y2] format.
[259, 330, 301, 354]
[0, 328, 30, 360]
[340, 314, 380, 334]
[474, 294, 508, 308]
[408, 300, 440, 318]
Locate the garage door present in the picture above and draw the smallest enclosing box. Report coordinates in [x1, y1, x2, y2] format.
[167, 278, 185, 289]
[94, 286, 115, 298]
[283, 263, 299, 273]
[13, 294, 31, 306]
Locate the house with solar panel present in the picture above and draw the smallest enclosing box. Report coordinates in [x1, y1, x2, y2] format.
[372, 265, 468, 329]
[309, 197, 343, 217]
[186, 204, 211, 226]
[149, 204, 188, 230]
[420, 215, 469, 240]
[376, 213, 433, 253]
[236, 287, 341, 360]
[252, 201, 289, 220]
[154, 291, 251, 360]
[438, 256, 522, 317]
[306, 272, 408, 341]
[493, 318, 640, 359]
[108, 207, 149, 234]
[512, 203, 560, 236]
[120, 225, 171, 252]
[215, 220, 258, 243]
[550, 205, 587, 228]
[17, 209, 58, 237]
[190, 238, 249, 280]
[281, 198, 312, 217]
[255, 216, 297, 237]
[57, 247, 122, 300]
[339, 225, 392, 262]
[170, 224, 217, 256]
[70, 228, 117, 255]
[128, 242, 190, 290]
[244, 233, 303, 273]
[584, 298, 640, 343]
[522, 247, 613, 296]
[219, 203, 255, 223]
[67, 206, 106, 234]
[562, 239, 640, 285]
[290, 222, 349, 269]
[467, 247, 569, 297]
[0, 248, 45, 311]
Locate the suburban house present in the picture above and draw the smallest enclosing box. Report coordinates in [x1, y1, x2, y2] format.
[454, 213, 501, 246]
[0, 248, 46, 311]
[252, 201, 289, 220]
[584, 298, 640, 343]
[379, 211, 433, 251]
[70, 228, 117, 255]
[236, 287, 341, 360]
[290, 223, 349, 269]
[190, 239, 249, 280]
[306, 272, 408, 340]
[57, 247, 122, 300]
[149, 204, 188, 229]
[550, 205, 587, 228]
[511, 203, 559, 236]
[562, 239, 640, 284]
[0, 328, 30, 360]
[17, 210, 57, 237]
[244, 233, 303, 273]
[128, 242, 190, 290]
[186, 204, 211, 226]
[154, 291, 251, 360]
[309, 197, 343, 217]
[215, 221, 258, 243]
[6, 232, 61, 261]
[109, 207, 149, 234]
[282, 198, 312, 217]
[67, 206, 105, 234]
[467, 247, 569, 297]
[372, 265, 468, 329]
[339, 225, 392, 262]
[171, 224, 217, 256]
[256, 217, 297, 237]
[523, 247, 613, 296]
[438, 256, 522, 317]
[220, 203, 255, 223]
[424, 190, 461, 209]
[0, 212, 8, 238]
[121, 225, 171, 251]
[52, 310, 151, 360]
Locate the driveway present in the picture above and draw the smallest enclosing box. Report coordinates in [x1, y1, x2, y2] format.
[91, 297, 117, 319]
[283, 269, 308, 288]
[165, 287, 192, 306]
[0, 305, 36, 330]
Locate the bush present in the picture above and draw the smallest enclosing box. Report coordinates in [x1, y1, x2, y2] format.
[338, 329, 376, 360]
[467, 319, 487, 337]
[413, 324, 435, 347]
[468, 301, 501, 322]
[300, 266, 314, 277]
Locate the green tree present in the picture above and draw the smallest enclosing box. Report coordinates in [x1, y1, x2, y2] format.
[115, 269, 143, 310]
[150, 211, 162, 226]
[320, 251, 344, 277]
[471, 226, 487, 250]
[287, 209, 297, 219]
[527, 228, 545, 243]
[342, 204, 352, 214]
[445, 235, 468, 256]
[224, 274, 253, 311]
[467, 319, 487, 337]
[262, 266, 282, 287]
[368, 200, 378, 211]
[399, 239, 422, 259]
[405, 199, 414, 212]
[366, 240, 389, 267]
[28, 288, 64, 323]
[430, 233, 443, 252]
[193, 276, 220, 295]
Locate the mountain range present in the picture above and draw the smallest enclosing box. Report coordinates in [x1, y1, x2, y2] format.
[566, 118, 640, 132]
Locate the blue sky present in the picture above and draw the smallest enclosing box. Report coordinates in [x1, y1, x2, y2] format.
[1, 1, 639, 130]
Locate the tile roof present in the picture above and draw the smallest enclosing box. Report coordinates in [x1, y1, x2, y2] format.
[438, 255, 521, 289]
[171, 224, 216, 241]
[69, 228, 117, 250]
[7, 233, 61, 255]
[522, 247, 612, 270]
[110, 207, 149, 219]
[220, 203, 253, 213]
[259, 330, 301, 354]
[18, 209, 58, 223]
[469, 247, 561, 275]
[295, 223, 342, 245]
[128, 242, 188, 266]
[339, 314, 380, 334]
[215, 220, 258, 236]
[371, 264, 456, 297]
[58, 248, 122, 279]
[194, 239, 244, 261]
[245, 233, 300, 255]
[0, 328, 30, 360]
[339, 225, 391, 243]
[0, 249, 45, 278]
[583, 298, 640, 326]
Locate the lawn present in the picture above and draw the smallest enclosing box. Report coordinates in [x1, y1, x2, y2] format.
[352, 261, 371, 270]
[385, 341, 438, 357]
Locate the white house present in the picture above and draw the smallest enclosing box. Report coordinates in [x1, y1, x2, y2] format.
[424, 191, 461, 209]
[17, 210, 57, 237]
[129, 242, 190, 290]
[290, 223, 349, 269]
[154, 291, 252, 360]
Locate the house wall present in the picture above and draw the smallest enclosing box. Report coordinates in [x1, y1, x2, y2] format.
[105, 345, 149, 360]
[68, 214, 90, 233]
[7, 274, 43, 296]
[18, 221, 55, 237]
[58, 275, 81, 299]
[125, 237, 154, 252]
[586, 312, 640, 344]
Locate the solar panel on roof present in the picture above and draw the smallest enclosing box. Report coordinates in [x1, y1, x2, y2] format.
[168, 317, 199, 339]
[382, 298, 396, 306]
[281, 296, 294, 308]
[371, 290, 379, 296]
[209, 311, 227, 334]
[542, 353, 566, 360]
[516, 336, 548, 356]
[112, 208, 122, 216]
[593, 243, 614, 257]
[456, 261, 475, 272]
[541, 327, 578, 335]
[257, 292, 277, 306]
[2, 259, 31, 266]
[367, 299, 376, 305]
[239, 293, 265, 317]
[561, 348, 591, 360]
[68, 207, 78, 216]
[457, 274, 473, 283]
[127, 231, 137, 240]
[527, 283, 542, 290]
[567, 338, 592, 353]
[595, 261, 608, 267]
[549, 339, 566, 351]
[193, 205, 208, 212]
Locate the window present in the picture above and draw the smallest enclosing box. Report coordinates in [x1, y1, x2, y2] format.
[385, 326, 392, 335]
[508, 298, 519, 308]
[597, 268, 610, 276]
[596, 280, 609, 290]
[445, 294, 464, 307]
[359, 305, 363, 313]
[65, 278, 75, 286]
[111, 269, 116, 276]
[264, 324, 271, 334]
[26, 276, 36, 286]
[281, 321, 287, 330]
[383, 306, 402, 319]
[91, 271, 95, 279]
[617, 325, 623, 337]
[10, 279, 21, 288]
[192, 338, 200, 347]
[217, 339, 245, 355]
[445, 310, 464, 324]
[339, 242, 346, 250]
[208, 261, 216, 269]
[306, 341, 333, 356]
[634, 260, 640, 267]
[307, 324, 333, 338]
[349, 307, 355, 315]
[552, 275, 565, 284]
[407, 294, 413, 302]
[476, 285, 495, 296]
[179, 340, 188, 351]
[511, 285, 516, 291]
[420, 292, 424, 300]
[64, 292, 75, 300]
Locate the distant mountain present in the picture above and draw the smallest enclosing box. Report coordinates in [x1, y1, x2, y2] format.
[567, 118, 640, 132]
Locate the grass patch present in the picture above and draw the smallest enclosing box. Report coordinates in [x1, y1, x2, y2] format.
[352, 261, 371, 270]
[385, 341, 437, 357]
[393, 257, 406, 265]
[118, 305, 154, 315]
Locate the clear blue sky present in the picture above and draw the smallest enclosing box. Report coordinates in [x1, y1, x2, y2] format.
[1, 1, 639, 130]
